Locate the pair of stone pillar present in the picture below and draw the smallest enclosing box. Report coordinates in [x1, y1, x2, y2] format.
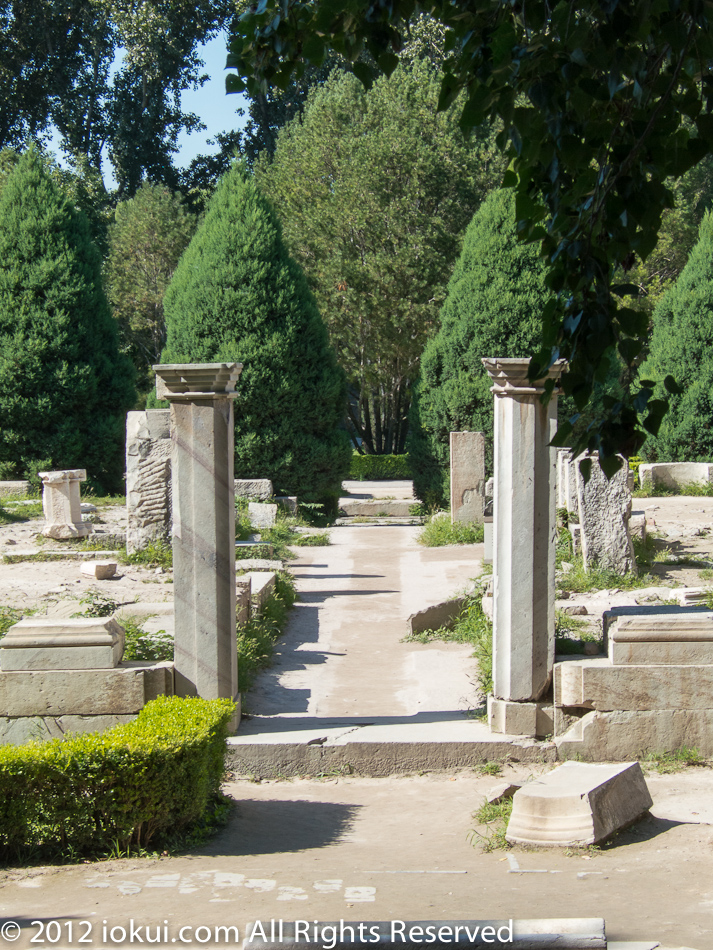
[483, 358, 565, 738]
[153, 363, 242, 722]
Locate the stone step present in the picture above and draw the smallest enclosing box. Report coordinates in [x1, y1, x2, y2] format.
[227, 716, 556, 778]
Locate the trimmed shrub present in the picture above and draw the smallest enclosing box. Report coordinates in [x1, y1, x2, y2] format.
[161, 163, 352, 507]
[408, 188, 547, 507]
[349, 454, 411, 480]
[639, 212, 713, 461]
[0, 148, 136, 493]
[0, 696, 234, 860]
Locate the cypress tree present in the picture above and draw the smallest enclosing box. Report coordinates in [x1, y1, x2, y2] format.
[0, 148, 136, 492]
[408, 188, 547, 506]
[639, 212, 713, 461]
[161, 163, 351, 504]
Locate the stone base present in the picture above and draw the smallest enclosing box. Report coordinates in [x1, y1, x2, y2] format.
[556, 708, 713, 760]
[0, 617, 125, 671]
[0, 662, 173, 716]
[488, 696, 553, 738]
[506, 761, 652, 847]
[0, 714, 137, 745]
[43, 522, 93, 540]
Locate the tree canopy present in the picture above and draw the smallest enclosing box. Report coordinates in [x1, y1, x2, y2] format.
[638, 212, 713, 462]
[0, 148, 136, 491]
[409, 188, 547, 505]
[161, 163, 351, 504]
[227, 0, 713, 469]
[255, 60, 502, 454]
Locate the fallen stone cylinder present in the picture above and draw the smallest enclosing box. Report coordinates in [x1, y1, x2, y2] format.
[506, 761, 652, 847]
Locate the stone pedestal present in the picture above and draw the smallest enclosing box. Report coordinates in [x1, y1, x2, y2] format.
[39, 469, 92, 540]
[482, 358, 565, 718]
[449, 431, 485, 524]
[154, 363, 242, 716]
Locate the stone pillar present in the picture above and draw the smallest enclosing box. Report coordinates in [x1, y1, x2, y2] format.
[39, 470, 92, 540]
[153, 363, 242, 714]
[126, 410, 172, 554]
[450, 431, 485, 524]
[482, 357, 565, 737]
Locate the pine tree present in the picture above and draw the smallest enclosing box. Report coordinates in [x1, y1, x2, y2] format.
[0, 148, 136, 492]
[408, 188, 547, 506]
[639, 212, 713, 461]
[161, 163, 351, 504]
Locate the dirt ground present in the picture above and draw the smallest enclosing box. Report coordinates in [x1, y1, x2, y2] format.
[1, 493, 713, 948]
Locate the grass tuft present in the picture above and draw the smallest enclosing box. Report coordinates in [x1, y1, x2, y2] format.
[469, 798, 513, 852]
[418, 516, 484, 547]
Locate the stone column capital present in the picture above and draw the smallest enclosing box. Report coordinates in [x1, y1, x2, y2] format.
[153, 363, 242, 401]
[481, 357, 567, 397]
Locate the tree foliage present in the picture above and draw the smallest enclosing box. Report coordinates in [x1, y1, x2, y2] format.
[227, 0, 713, 468]
[107, 183, 196, 392]
[256, 60, 503, 455]
[0, 0, 237, 194]
[161, 163, 351, 502]
[409, 188, 547, 506]
[0, 148, 136, 491]
[638, 212, 713, 462]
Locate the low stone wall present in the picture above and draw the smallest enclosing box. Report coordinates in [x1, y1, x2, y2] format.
[639, 461, 713, 491]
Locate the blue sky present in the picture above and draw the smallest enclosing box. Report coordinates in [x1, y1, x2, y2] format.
[176, 31, 248, 168]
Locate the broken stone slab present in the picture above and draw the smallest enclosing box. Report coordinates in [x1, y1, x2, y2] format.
[276, 495, 298, 514]
[450, 431, 485, 524]
[607, 606, 713, 664]
[555, 708, 713, 759]
[675, 587, 711, 606]
[639, 461, 713, 492]
[39, 469, 93, 540]
[555, 656, 713, 710]
[0, 662, 172, 715]
[486, 782, 522, 804]
[407, 595, 468, 637]
[236, 577, 251, 626]
[0, 617, 125, 671]
[575, 453, 636, 574]
[506, 761, 652, 847]
[629, 511, 646, 542]
[235, 478, 273, 501]
[248, 502, 278, 529]
[80, 560, 118, 580]
[125, 409, 172, 554]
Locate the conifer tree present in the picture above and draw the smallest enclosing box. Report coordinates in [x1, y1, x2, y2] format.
[161, 163, 351, 504]
[0, 148, 136, 492]
[639, 212, 713, 461]
[408, 188, 547, 506]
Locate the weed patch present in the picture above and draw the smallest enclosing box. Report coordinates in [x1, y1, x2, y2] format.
[469, 798, 512, 852]
[418, 517, 484, 547]
[123, 541, 173, 570]
[641, 747, 709, 773]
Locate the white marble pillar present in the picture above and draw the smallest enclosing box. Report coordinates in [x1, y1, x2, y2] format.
[482, 358, 565, 735]
[153, 363, 242, 714]
[39, 469, 92, 539]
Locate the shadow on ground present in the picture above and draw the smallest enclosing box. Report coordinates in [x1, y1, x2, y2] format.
[196, 800, 361, 857]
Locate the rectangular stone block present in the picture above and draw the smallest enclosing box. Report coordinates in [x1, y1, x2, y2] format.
[0, 617, 125, 671]
[488, 696, 553, 738]
[235, 478, 273, 500]
[0, 480, 30, 498]
[248, 502, 278, 528]
[0, 663, 173, 716]
[506, 761, 652, 847]
[555, 657, 713, 710]
[450, 431, 485, 524]
[639, 461, 713, 491]
[556, 708, 713, 760]
[80, 560, 117, 580]
[248, 571, 276, 611]
[0, 714, 137, 745]
[276, 495, 298, 514]
[610, 639, 713, 665]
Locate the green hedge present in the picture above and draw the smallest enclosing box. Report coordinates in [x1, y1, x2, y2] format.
[0, 695, 235, 860]
[349, 454, 411, 480]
